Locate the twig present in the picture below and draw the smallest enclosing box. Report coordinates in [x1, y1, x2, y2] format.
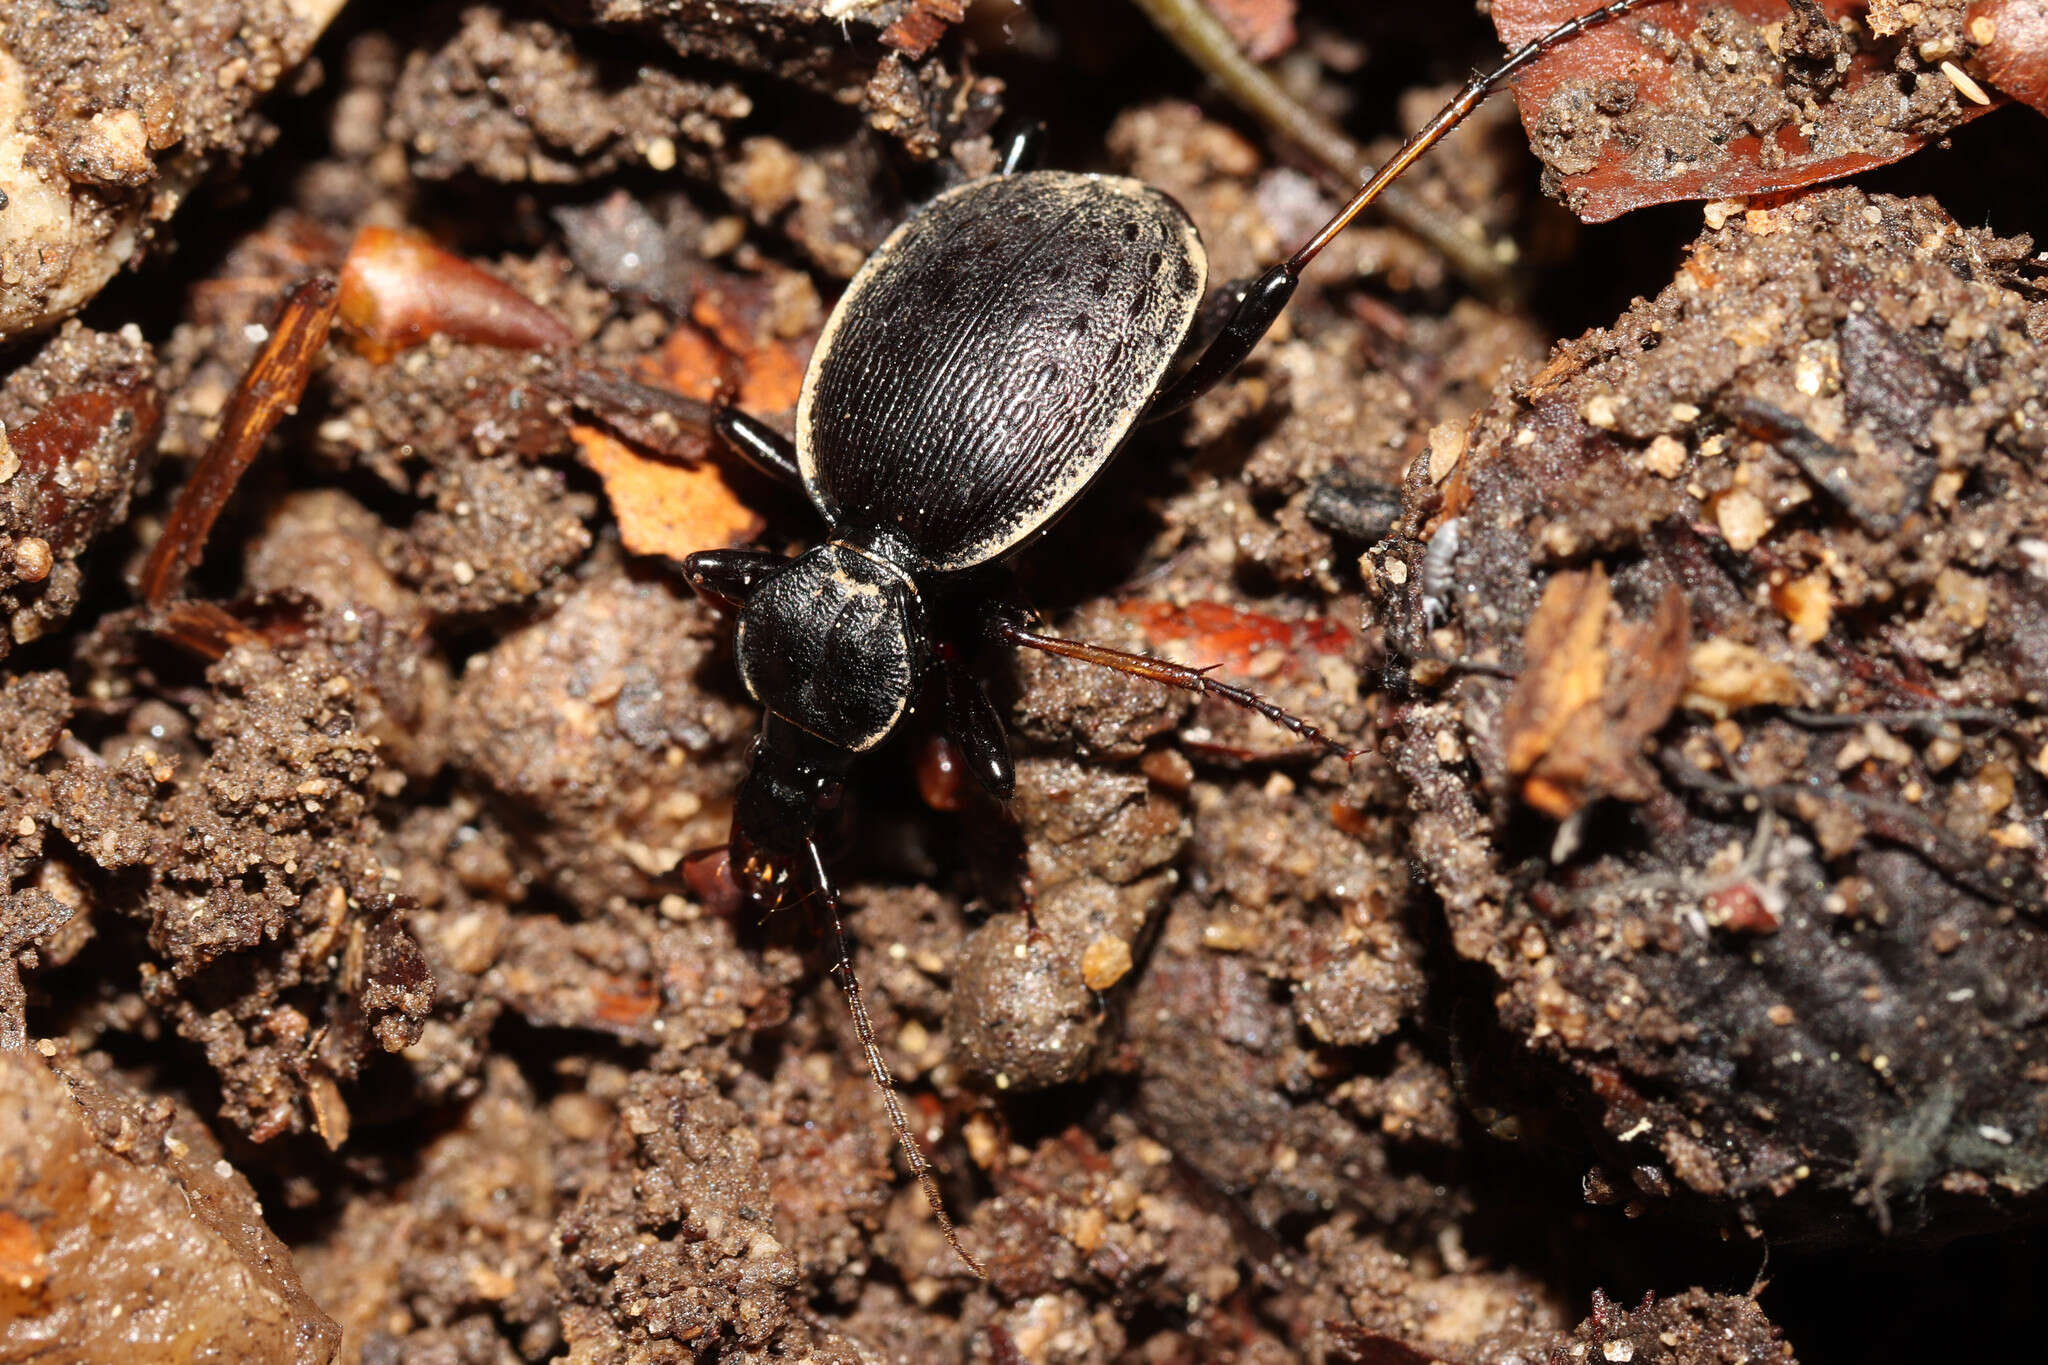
[138, 277, 340, 604]
[1128, 0, 1519, 296]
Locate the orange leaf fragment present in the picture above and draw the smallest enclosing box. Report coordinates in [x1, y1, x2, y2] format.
[1117, 599, 1353, 678]
[574, 276, 810, 561]
[569, 318, 771, 559]
[686, 285, 809, 413]
[572, 424, 764, 560]
[0, 1209, 47, 1310]
[1503, 568, 1690, 818]
[337, 226, 573, 362]
[573, 421, 765, 560]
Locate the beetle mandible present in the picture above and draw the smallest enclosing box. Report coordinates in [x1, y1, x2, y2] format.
[678, 0, 1664, 1275]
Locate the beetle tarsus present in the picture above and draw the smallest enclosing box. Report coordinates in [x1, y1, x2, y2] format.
[805, 837, 987, 1279]
[995, 620, 1362, 762]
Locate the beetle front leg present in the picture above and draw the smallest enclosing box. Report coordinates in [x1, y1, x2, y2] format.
[681, 548, 785, 610]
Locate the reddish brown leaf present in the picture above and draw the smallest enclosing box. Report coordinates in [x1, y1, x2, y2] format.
[1495, 0, 1998, 221]
[6, 381, 162, 559]
[337, 226, 573, 361]
[1116, 599, 1353, 679]
[1972, 0, 2048, 114]
[883, 0, 965, 59]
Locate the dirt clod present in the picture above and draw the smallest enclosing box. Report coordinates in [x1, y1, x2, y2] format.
[1373, 186, 2048, 1243]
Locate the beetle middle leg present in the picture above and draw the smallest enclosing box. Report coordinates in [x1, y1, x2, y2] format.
[931, 638, 1048, 933]
[934, 639, 1016, 802]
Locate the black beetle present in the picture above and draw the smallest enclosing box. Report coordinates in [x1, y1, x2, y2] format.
[676, 0, 1662, 1273]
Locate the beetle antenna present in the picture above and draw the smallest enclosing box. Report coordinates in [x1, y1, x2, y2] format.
[805, 837, 987, 1278]
[1288, 0, 1662, 273]
[996, 621, 1363, 761]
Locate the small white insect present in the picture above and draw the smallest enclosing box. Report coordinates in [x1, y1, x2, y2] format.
[1420, 516, 1463, 628]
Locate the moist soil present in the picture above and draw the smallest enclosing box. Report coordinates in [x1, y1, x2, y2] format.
[3, 2, 2048, 1363]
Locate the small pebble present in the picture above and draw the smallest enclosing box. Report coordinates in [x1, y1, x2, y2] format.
[1641, 434, 1686, 478]
[12, 537, 52, 583]
[1081, 935, 1133, 991]
[1714, 490, 1770, 552]
[1426, 420, 1466, 483]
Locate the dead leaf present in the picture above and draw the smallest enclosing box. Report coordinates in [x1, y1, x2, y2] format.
[1971, 0, 2048, 117]
[1681, 638, 1804, 717]
[1116, 599, 1353, 678]
[883, 0, 966, 59]
[574, 425, 764, 559]
[1506, 565, 1614, 780]
[574, 320, 772, 560]
[1209, 0, 1298, 63]
[1505, 568, 1690, 817]
[1495, 0, 1999, 222]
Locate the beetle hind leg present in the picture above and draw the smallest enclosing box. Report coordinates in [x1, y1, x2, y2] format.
[993, 618, 1362, 762]
[936, 641, 1016, 802]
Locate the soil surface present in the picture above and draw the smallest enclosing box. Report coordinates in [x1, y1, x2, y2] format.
[2, 2, 2047, 1364]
